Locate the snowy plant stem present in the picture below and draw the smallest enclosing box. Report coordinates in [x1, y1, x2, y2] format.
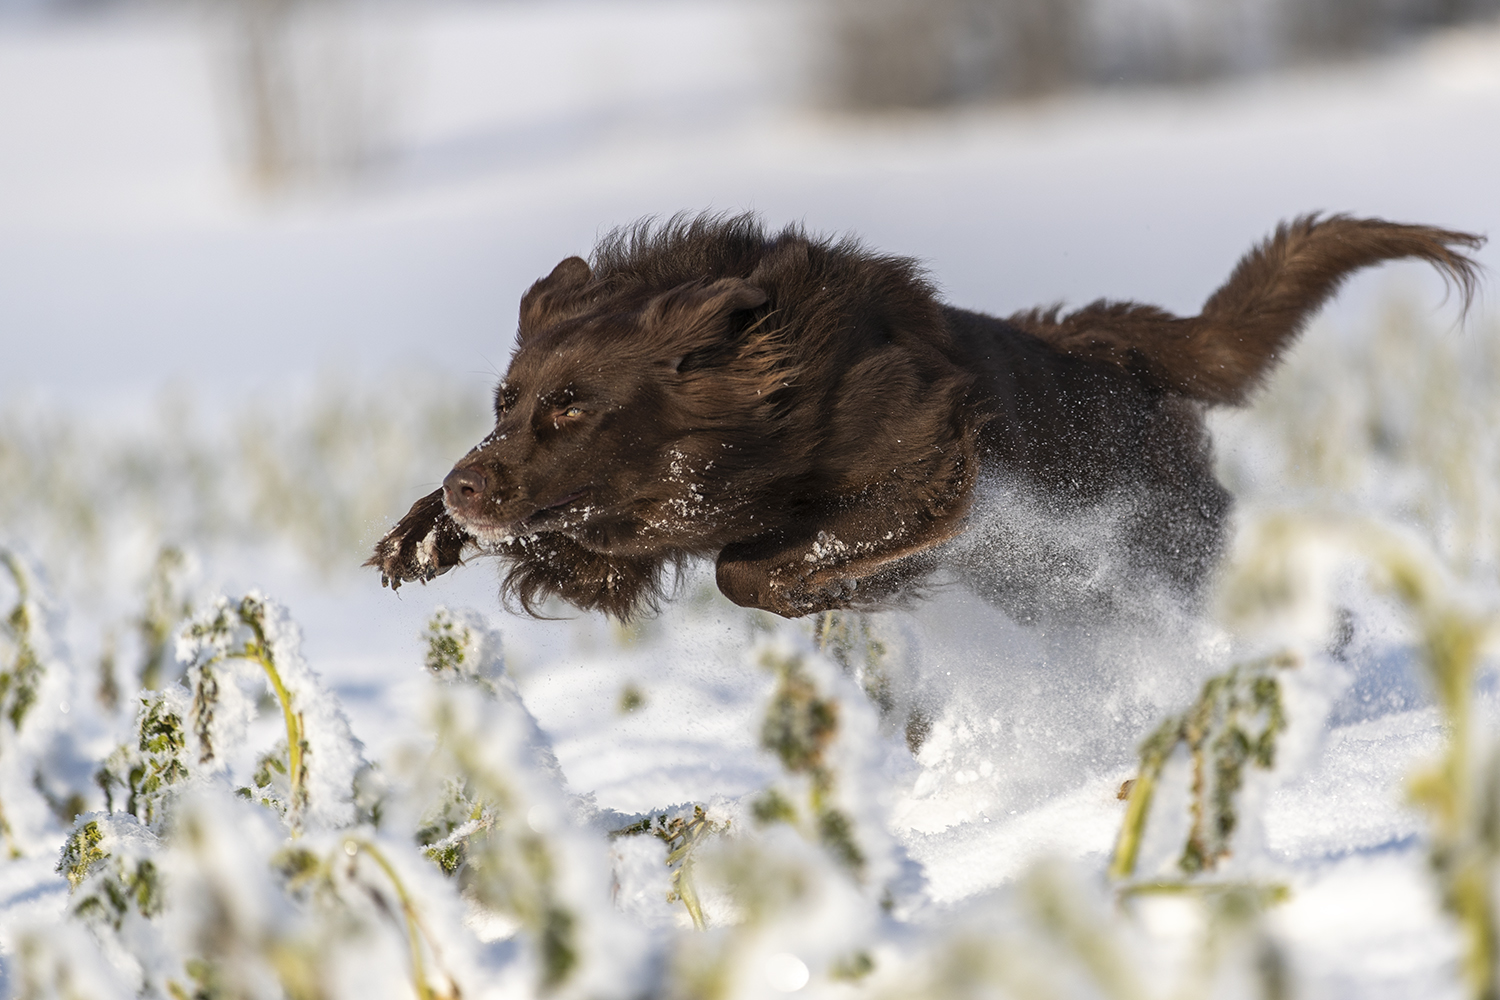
[348, 838, 445, 1000]
[1117, 881, 1288, 904]
[674, 858, 708, 932]
[248, 642, 304, 815]
[235, 606, 308, 827]
[1108, 720, 1175, 881]
[1107, 773, 1157, 881]
[0, 802, 15, 860]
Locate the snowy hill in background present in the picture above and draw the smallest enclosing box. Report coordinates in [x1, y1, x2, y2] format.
[2, 3, 1500, 998]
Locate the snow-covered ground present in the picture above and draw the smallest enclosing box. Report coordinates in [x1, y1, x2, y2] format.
[3, 2, 1500, 997]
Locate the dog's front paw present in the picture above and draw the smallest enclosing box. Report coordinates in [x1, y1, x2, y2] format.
[716, 553, 859, 618]
[366, 488, 472, 590]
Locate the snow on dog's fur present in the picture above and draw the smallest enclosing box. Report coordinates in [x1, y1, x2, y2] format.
[369, 213, 1482, 620]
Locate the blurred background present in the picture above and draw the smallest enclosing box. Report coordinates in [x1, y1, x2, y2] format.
[1, 0, 1498, 681]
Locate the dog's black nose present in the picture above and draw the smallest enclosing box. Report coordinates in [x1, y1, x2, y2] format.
[443, 465, 487, 508]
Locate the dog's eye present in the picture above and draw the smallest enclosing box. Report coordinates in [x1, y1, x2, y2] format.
[561, 406, 583, 418]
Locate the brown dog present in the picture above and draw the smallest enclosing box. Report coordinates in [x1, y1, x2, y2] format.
[368, 214, 1481, 620]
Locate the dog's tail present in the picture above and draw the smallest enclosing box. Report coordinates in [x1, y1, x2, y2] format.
[1014, 215, 1485, 406]
[1186, 214, 1483, 403]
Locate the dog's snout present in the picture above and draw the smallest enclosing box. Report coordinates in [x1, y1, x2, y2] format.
[443, 465, 488, 507]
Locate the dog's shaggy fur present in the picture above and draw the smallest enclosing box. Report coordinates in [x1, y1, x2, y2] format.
[369, 213, 1482, 619]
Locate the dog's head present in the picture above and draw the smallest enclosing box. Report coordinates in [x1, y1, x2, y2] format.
[443, 256, 776, 557]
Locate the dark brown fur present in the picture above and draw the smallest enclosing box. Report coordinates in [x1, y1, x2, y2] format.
[368, 213, 1483, 620]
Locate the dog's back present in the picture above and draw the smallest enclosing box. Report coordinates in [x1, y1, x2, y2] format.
[941, 216, 1482, 610]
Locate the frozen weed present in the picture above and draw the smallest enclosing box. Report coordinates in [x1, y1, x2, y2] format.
[756, 643, 867, 879]
[813, 610, 895, 718]
[1215, 304, 1500, 577]
[177, 593, 364, 832]
[1111, 652, 1293, 879]
[0, 547, 94, 859]
[136, 547, 195, 692]
[95, 688, 192, 828]
[0, 373, 490, 596]
[60, 814, 165, 929]
[5, 918, 130, 1000]
[1214, 511, 1500, 999]
[421, 606, 509, 695]
[611, 805, 728, 931]
[28, 596, 479, 1000]
[401, 607, 645, 997]
[1, 551, 47, 738]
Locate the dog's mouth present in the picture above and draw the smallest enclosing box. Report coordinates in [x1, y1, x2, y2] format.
[446, 487, 591, 539]
[525, 489, 589, 525]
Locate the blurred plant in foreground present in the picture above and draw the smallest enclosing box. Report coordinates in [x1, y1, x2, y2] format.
[1219, 514, 1500, 1000]
[1110, 652, 1292, 880]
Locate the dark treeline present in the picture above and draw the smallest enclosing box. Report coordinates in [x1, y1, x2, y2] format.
[826, 0, 1500, 108]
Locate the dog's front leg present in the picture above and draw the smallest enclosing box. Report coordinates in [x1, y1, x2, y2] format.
[715, 495, 968, 618]
[366, 488, 472, 589]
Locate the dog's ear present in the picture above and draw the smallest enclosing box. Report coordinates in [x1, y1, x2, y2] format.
[644, 278, 769, 369]
[519, 256, 593, 340]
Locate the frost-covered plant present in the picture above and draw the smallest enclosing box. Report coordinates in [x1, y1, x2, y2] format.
[813, 610, 894, 717]
[1215, 512, 1500, 999]
[402, 606, 637, 997]
[88, 546, 195, 717]
[1, 551, 47, 740]
[95, 688, 192, 829]
[0, 374, 491, 599]
[421, 605, 508, 694]
[3, 915, 130, 1000]
[1221, 514, 1500, 1000]
[42, 595, 464, 1000]
[176, 593, 364, 831]
[663, 829, 872, 1000]
[0, 547, 93, 858]
[754, 643, 869, 880]
[1215, 305, 1500, 577]
[116, 792, 455, 1000]
[869, 860, 1288, 1000]
[1110, 652, 1292, 879]
[0, 551, 46, 856]
[611, 804, 728, 931]
[642, 637, 905, 999]
[59, 814, 165, 933]
[274, 833, 468, 1000]
[136, 547, 194, 692]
